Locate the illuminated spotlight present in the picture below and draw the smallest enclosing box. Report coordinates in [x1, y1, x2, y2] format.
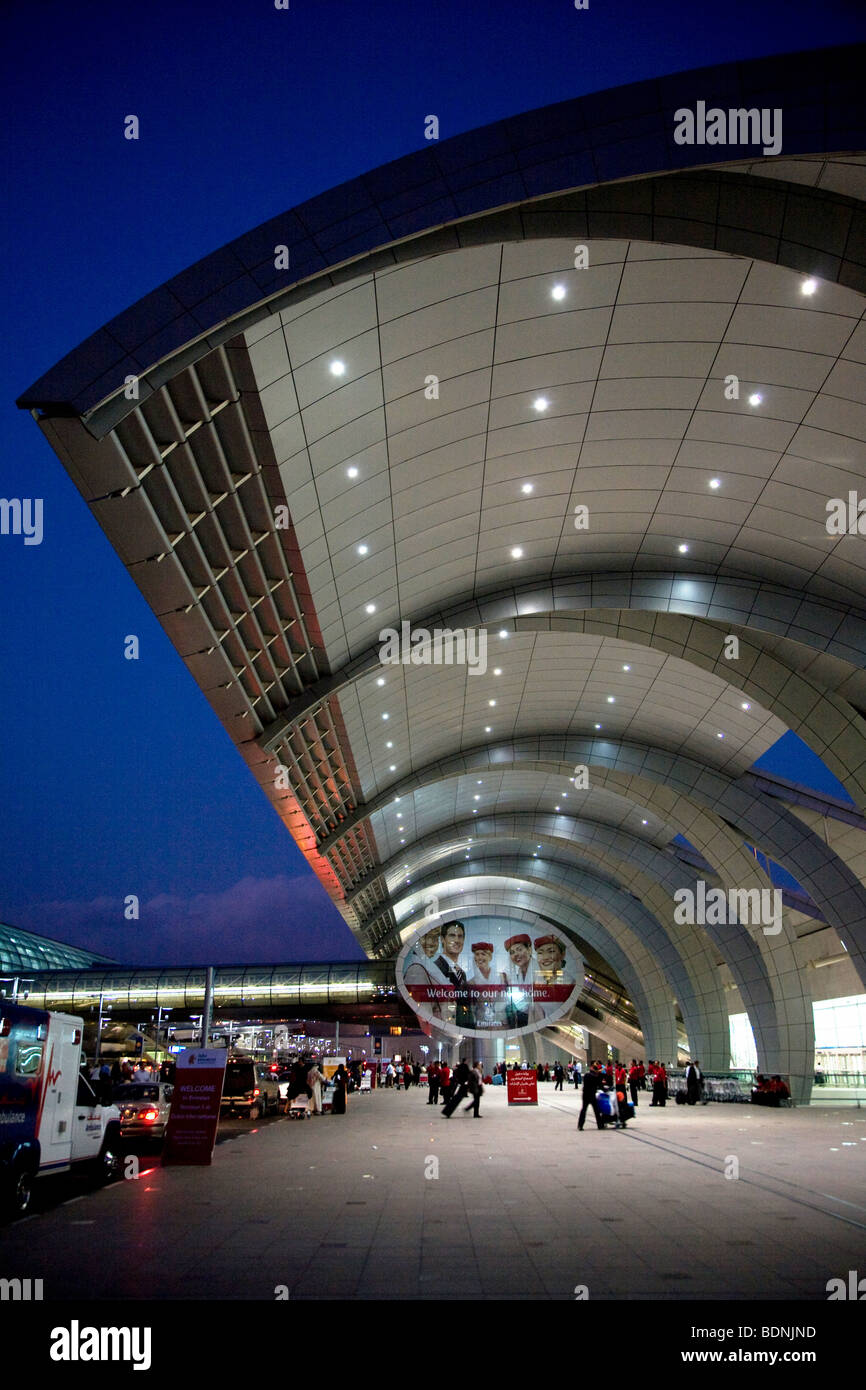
[533, 396, 549, 412]
[510, 547, 524, 559]
[521, 482, 534, 494]
[748, 392, 763, 407]
[330, 359, 346, 376]
[551, 283, 567, 301]
[493, 668, 502, 676]
[346, 465, 359, 478]
[477, 779, 483, 784]
[741, 701, 751, 711]
[389, 764, 396, 772]
[717, 731, 725, 739]
[484, 725, 492, 733]
[473, 809, 478, 814]
[381, 712, 389, 720]
[365, 603, 376, 614]
[385, 741, 393, 748]
[357, 543, 369, 556]
[622, 664, 630, 671]
[376, 677, 385, 686]
[474, 795, 481, 801]
[607, 696, 615, 704]
[709, 478, 722, 489]
[562, 792, 568, 798]
[554, 805, 560, 811]
[678, 543, 689, 554]
[594, 723, 601, 730]
[400, 838, 405, 843]
[642, 818, 648, 825]
[499, 630, 509, 639]
[801, 278, 818, 296]
[488, 699, 496, 707]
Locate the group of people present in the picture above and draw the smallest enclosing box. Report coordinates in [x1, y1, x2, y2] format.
[87, 1056, 173, 1102]
[284, 1056, 355, 1115]
[425, 1059, 485, 1117]
[383, 1060, 422, 1088]
[751, 1074, 791, 1106]
[404, 921, 576, 1030]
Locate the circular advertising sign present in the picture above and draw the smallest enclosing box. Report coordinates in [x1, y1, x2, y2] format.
[396, 919, 583, 1041]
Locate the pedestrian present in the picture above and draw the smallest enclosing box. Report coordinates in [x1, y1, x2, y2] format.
[553, 1062, 564, 1091]
[628, 1060, 641, 1108]
[573, 1061, 582, 1089]
[307, 1062, 324, 1115]
[577, 1062, 605, 1131]
[439, 1062, 452, 1105]
[403, 1062, 413, 1091]
[427, 1062, 441, 1105]
[332, 1064, 348, 1114]
[462, 1061, 484, 1118]
[685, 1059, 703, 1105]
[652, 1061, 667, 1107]
[385, 1062, 395, 1088]
[442, 1059, 471, 1117]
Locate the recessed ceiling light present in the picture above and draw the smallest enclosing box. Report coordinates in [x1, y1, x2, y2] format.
[594, 723, 601, 730]
[365, 603, 376, 614]
[748, 392, 762, 407]
[555, 805, 560, 811]
[473, 809, 478, 814]
[385, 741, 393, 749]
[400, 838, 405, 843]
[642, 818, 648, 825]
[551, 284, 566, 301]
[376, 677, 385, 686]
[622, 664, 630, 672]
[533, 852, 538, 858]
[801, 278, 817, 296]
[533, 397, 549, 412]
[488, 699, 496, 707]
[741, 701, 751, 711]
[607, 696, 615, 704]
[709, 478, 722, 489]
[678, 543, 689, 554]
[485, 725, 492, 733]
[381, 712, 389, 720]
[389, 764, 396, 772]
[717, 731, 725, 739]
[330, 360, 346, 376]
[357, 543, 369, 556]
[477, 780, 483, 784]
[346, 465, 359, 479]
[474, 795, 480, 801]
[521, 482, 534, 494]
[499, 630, 509, 639]
[510, 547, 524, 559]
[493, 668, 502, 676]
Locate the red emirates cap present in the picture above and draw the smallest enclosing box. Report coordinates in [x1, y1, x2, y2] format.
[504, 934, 531, 951]
[471, 941, 494, 953]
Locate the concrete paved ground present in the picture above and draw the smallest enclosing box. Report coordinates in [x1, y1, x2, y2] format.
[4, 1085, 864, 1301]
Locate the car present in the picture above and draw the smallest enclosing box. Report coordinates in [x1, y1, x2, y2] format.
[220, 1059, 281, 1119]
[112, 1081, 174, 1141]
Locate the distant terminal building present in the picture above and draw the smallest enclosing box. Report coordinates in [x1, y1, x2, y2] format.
[0, 921, 115, 978]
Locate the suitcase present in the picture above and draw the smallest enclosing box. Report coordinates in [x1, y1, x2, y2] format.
[596, 1090, 614, 1123]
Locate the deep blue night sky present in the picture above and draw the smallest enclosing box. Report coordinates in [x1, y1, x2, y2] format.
[1, 0, 863, 966]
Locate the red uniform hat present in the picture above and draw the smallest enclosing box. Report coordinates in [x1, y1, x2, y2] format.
[504, 933, 531, 951]
[471, 941, 494, 953]
[533, 935, 563, 950]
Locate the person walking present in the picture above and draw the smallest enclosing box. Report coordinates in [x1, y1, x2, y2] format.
[307, 1062, 324, 1115]
[628, 1060, 641, 1108]
[427, 1061, 441, 1105]
[462, 1061, 484, 1118]
[652, 1061, 668, 1107]
[553, 1062, 564, 1091]
[442, 1059, 471, 1117]
[439, 1062, 452, 1106]
[332, 1064, 348, 1115]
[685, 1059, 703, 1105]
[577, 1062, 605, 1131]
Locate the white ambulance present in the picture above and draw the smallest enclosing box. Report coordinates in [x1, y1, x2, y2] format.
[0, 1001, 122, 1216]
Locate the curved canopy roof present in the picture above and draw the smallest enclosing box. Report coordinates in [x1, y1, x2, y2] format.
[19, 45, 866, 1094]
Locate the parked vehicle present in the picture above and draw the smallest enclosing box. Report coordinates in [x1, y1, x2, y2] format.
[112, 1081, 174, 1141]
[220, 1059, 280, 1119]
[0, 1002, 122, 1217]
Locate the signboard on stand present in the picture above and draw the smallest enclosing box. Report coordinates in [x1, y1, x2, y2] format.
[161, 1048, 227, 1165]
[506, 1068, 539, 1106]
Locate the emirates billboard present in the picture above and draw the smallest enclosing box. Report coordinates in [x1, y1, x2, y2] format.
[396, 919, 582, 1041]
